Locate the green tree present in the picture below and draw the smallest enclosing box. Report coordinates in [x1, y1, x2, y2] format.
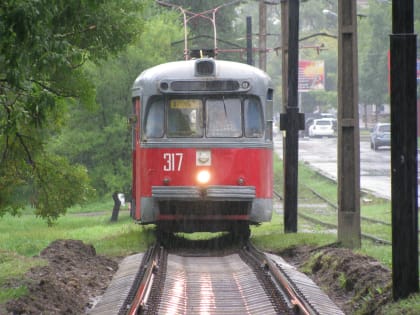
[0, 0, 145, 223]
[358, 0, 391, 108]
[48, 6, 184, 196]
[298, 0, 339, 113]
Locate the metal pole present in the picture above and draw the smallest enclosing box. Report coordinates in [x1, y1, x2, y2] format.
[280, 0, 304, 233]
[337, 0, 361, 248]
[281, 0, 288, 112]
[390, 0, 418, 300]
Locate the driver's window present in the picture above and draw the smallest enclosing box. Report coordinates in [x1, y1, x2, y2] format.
[167, 99, 203, 137]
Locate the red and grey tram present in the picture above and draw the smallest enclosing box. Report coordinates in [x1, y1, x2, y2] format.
[131, 58, 273, 237]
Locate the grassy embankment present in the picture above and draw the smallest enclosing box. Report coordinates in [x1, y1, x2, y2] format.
[0, 153, 419, 313]
[0, 202, 154, 304]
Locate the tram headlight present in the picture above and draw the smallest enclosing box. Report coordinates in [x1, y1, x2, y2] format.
[196, 170, 211, 185]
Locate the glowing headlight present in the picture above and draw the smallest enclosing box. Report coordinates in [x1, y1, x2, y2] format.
[196, 170, 211, 184]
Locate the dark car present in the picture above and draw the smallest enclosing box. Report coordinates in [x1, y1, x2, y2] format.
[370, 123, 390, 150]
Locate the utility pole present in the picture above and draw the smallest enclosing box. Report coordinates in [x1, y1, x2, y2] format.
[246, 16, 253, 65]
[337, 0, 361, 248]
[280, 0, 304, 233]
[390, 0, 418, 300]
[259, 0, 267, 71]
[281, 0, 288, 114]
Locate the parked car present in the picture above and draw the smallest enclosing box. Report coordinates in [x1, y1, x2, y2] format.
[301, 113, 336, 137]
[370, 123, 391, 150]
[308, 118, 335, 137]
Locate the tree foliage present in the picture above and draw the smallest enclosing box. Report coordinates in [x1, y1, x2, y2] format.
[358, 0, 391, 106]
[48, 5, 184, 196]
[0, 0, 144, 223]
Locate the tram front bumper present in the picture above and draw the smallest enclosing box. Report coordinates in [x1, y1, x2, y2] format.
[152, 185, 256, 201]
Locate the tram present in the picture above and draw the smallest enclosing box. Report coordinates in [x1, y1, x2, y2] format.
[131, 56, 273, 237]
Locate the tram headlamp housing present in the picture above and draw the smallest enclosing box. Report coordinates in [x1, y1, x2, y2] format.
[159, 81, 169, 90]
[196, 170, 211, 185]
[241, 81, 250, 89]
[195, 59, 215, 76]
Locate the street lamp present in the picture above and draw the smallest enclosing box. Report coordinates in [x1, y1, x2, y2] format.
[323, 8, 367, 20]
[322, 9, 338, 18]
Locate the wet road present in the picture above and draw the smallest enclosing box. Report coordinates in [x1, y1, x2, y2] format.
[274, 135, 420, 200]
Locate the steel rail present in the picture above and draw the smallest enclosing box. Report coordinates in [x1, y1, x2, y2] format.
[274, 190, 392, 245]
[245, 243, 314, 315]
[303, 183, 420, 232]
[126, 245, 161, 315]
[303, 184, 397, 228]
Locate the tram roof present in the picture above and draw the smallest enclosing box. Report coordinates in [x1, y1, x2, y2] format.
[132, 59, 272, 97]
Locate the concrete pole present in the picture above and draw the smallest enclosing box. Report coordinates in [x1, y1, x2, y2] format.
[337, 0, 361, 248]
[259, 0, 267, 71]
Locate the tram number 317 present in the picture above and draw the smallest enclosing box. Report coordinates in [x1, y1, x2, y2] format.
[163, 153, 183, 172]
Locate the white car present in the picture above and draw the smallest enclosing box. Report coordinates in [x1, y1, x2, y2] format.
[308, 118, 335, 137]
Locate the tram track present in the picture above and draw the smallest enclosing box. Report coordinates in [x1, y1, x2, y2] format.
[302, 185, 395, 228]
[91, 240, 344, 315]
[303, 184, 420, 233]
[273, 190, 391, 245]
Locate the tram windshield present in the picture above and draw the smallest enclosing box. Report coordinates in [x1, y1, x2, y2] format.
[206, 98, 242, 137]
[144, 96, 264, 139]
[167, 99, 204, 137]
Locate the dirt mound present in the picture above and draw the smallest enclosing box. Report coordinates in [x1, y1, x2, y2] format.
[280, 245, 392, 315]
[6, 240, 118, 315]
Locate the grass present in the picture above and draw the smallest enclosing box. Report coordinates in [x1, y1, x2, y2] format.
[381, 294, 420, 315]
[0, 251, 44, 303]
[0, 203, 154, 303]
[274, 154, 395, 267]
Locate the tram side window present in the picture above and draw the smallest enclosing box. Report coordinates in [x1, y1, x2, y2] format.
[244, 97, 263, 137]
[167, 99, 203, 137]
[145, 98, 164, 138]
[206, 98, 242, 137]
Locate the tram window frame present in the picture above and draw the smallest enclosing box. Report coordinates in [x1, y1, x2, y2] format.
[143, 95, 264, 140]
[144, 97, 165, 139]
[166, 98, 204, 138]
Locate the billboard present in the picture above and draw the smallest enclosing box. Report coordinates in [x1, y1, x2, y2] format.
[298, 60, 325, 92]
